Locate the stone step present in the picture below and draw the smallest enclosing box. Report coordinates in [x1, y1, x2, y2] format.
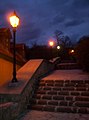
[40, 79, 89, 84]
[56, 63, 80, 70]
[31, 96, 89, 105]
[27, 79, 89, 113]
[39, 80, 89, 88]
[37, 87, 89, 94]
[33, 95, 89, 102]
[28, 104, 89, 114]
[43, 83, 88, 90]
[28, 92, 89, 113]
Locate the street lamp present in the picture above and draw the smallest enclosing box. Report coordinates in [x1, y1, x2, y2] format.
[49, 41, 54, 47]
[9, 11, 19, 82]
[49, 41, 54, 59]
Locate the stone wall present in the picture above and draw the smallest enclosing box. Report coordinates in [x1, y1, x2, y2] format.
[0, 59, 54, 120]
[0, 102, 19, 120]
[17, 59, 54, 113]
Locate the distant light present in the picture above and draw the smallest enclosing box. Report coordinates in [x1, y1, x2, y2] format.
[70, 49, 74, 54]
[57, 45, 60, 49]
[71, 49, 74, 53]
[49, 41, 54, 47]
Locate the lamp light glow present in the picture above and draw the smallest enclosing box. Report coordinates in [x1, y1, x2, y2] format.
[57, 45, 60, 49]
[70, 49, 74, 53]
[49, 41, 54, 47]
[10, 11, 19, 28]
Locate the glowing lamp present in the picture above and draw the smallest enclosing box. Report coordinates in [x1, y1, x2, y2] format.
[10, 11, 19, 28]
[49, 41, 54, 47]
[57, 45, 60, 49]
[71, 49, 74, 53]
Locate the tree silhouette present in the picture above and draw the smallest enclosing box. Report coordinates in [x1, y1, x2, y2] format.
[54, 30, 72, 48]
[75, 35, 89, 71]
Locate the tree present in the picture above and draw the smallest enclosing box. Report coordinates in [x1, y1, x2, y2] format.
[54, 30, 73, 60]
[75, 36, 89, 71]
[55, 30, 63, 45]
[54, 30, 72, 48]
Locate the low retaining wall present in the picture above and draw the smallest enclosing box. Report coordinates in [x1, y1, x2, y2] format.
[0, 102, 18, 120]
[0, 59, 54, 120]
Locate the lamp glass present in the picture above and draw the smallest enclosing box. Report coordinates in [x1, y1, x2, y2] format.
[10, 14, 19, 28]
[49, 41, 54, 47]
[57, 45, 60, 49]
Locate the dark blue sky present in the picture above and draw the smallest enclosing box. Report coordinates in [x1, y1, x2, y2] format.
[0, 0, 89, 47]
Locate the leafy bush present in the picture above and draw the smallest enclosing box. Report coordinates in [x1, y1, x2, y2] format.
[75, 36, 89, 72]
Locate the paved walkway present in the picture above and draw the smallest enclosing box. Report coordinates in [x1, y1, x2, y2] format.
[16, 110, 89, 120]
[42, 69, 89, 81]
[16, 69, 89, 120]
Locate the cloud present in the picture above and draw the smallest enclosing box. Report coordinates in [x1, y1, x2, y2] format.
[73, 0, 89, 8]
[65, 19, 84, 27]
[50, 14, 65, 25]
[17, 21, 41, 44]
[0, 0, 89, 46]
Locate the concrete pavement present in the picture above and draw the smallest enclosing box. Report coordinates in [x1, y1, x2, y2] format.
[16, 110, 89, 120]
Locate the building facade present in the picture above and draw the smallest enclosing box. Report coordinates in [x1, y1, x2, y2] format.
[0, 28, 12, 51]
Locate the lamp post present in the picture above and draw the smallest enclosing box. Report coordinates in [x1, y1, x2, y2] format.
[49, 41, 54, 59]
[9, 11, 19, 82]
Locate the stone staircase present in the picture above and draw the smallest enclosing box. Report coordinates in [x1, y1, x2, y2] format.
[27, 79, 89, 114]
[27, 61, 89, 114]
[55, 58, 80, 70]
[56, 63, 79, 70]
